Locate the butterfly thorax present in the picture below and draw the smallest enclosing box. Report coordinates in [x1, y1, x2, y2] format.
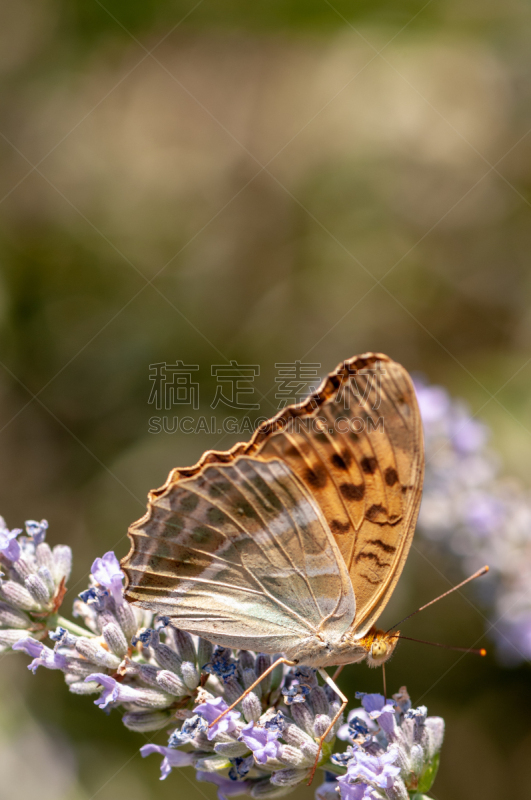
[284, 626, 400, 669]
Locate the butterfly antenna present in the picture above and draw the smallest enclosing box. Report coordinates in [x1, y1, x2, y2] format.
[386, 565, 489, 633]
[397, 634, 486, 656]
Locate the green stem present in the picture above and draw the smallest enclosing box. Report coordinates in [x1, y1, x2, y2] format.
[319, 762, 347, 777]
[56, 615, 94, 638]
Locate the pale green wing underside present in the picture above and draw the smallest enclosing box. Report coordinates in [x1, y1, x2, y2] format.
[123, 456, 356, 653]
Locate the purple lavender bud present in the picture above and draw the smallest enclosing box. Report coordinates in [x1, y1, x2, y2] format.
[270, 768, 308, 787]
[214, 740, 249, 758]
[282, 721, 315, 749]
[310, 686, 330, 716]
[35, 542, 54, 572]
[242, 667, 261, 696]
[255, 653, 272, 695]
[314, 714, 333, 741]
[10, 558, 33, 581]
[422, 716, 445, 759]
[0, 629, 33, 650]
[67, 679, 102, 695]
[74, 636, 121, 669]
[122, 710, 174, 732]
[25, 574, 51, 605]
[242, 692, 262, 723]
[238, 650, 255, 671]
[299, 738, 319, 762]
[194, 754, 231, 773]
[197, 637, 213, 670]
[170, 627, 196, 663]
[277, 745, 308, 768]
[1, 581, 38, 611]
[102, 621, 128, 657]
[52, 545, 72, 583]
[0, 601, 31, 629]
[37, 566, 55, 595]
[156, 669, 188, 696]
[289, 701, 315, 736]
[181, 660, 200, 690]
[224, 676, 245, 706]
[114, 601, 138, 641]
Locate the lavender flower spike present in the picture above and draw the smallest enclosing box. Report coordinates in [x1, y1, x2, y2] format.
[0, 518, 22, 562]
[140, 744, 195, 779]
[195, 696, 241, 740]
[13, 637, 68, 673]
[239, 721, 282, 764]
[91, 551, 124, 604]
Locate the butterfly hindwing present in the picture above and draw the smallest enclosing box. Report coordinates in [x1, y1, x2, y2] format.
[123, 456, 355, 653]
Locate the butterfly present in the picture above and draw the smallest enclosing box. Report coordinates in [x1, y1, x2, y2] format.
[121, 352, 424, 775]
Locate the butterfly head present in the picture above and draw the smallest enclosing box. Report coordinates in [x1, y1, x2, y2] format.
[362, 627, 400, 667]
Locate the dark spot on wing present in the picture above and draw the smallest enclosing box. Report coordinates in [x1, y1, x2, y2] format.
[384, 467, 399, 486]
[369, 538, 397, 554]
[331, 453, 348, 470]
[349, 431, 359, 442]
[286, 446, 302, 458]
[366, 504, 387, 521]
[207, 506, 227, 526]
[304, 465, 328, 489]
[330, 519, 351, 534]
[180, 492, 200, 512]
[355, 551, 390, 568]
[360, 456, 377, 474]
[339, 482, 365, 501]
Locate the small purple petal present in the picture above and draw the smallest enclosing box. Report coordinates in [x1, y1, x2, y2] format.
[13, 637, 68, 673]
[85, 673, 143, 708]
[195, 696, 240, 740]
[0, 523, 22, 562]
[240, 721, 281, 764]
[141, 744, 194, 779]
[25, 519, 49, 544]
[91, 551, 124, 604]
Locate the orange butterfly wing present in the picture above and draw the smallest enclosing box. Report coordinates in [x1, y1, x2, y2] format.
[131, 353, 423, 637]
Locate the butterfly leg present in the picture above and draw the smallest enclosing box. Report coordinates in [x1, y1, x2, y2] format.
[209, 657, 297, 729]
[306, 668, 348, 786]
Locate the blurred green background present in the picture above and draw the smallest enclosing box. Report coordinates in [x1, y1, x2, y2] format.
[1, 1, 531, 798]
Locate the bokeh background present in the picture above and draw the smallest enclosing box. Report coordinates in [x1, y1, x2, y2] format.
[1, 1, 531, 798]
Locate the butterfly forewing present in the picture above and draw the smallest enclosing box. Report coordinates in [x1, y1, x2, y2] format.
[123, 456, 355, 653]
[254, 355, 423, 634]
